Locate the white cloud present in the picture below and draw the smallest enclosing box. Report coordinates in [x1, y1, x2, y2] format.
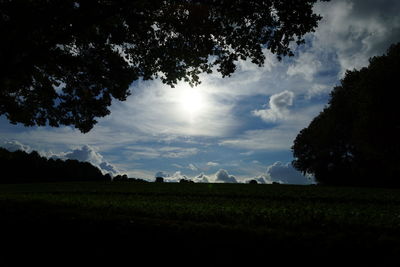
[172, 163, 184, 169]
[215, 169, 238, 183]
[154, 171, 189, 182]
[188, 163, 198, 171]
[206, 161, 219, 167]
[193, 173, 210, 183]
[108, 80, 239, 137]
[222, 104, 324, 151]
[1, 140, 31, 152]
[0, 125, 152, 152]
[99, 162, 119, 175]
[252, 90, 294, 122]
[307, 84, 330, 99]
[266, 161, 312, 185]
[64, 145, 103, 165]
[61, 145, 119, 175]
[220, 127, 296, 151]
[126, 146, 199, 159]
[287, 52, 322, 81]
[160, 147, 199, 159]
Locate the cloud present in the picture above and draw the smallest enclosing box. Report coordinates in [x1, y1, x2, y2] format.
[220, 127, 296, 151]
[99, 162, 119, 175]
[154, 171, 189, 182]
[62, 145, 119, 175]
[206, 161, 219, 167]
[172, 163, 184, 169]
[188, 163, 198, 171]
[312, 0, 400, 76]
[1, 140, 31, 152]
[108, 80, 238, 138]
[246, 175, 272, 184]
[193, 173, 210, 183]
[222, 104, 324, 151]
[287, 52, 322, 81]
[215, 169, 237, 183]
[252, 91, 294, 122]
[266, 161, 312, 185]
[126, 146, 199, 159]
[64, 145, 103, 165]
[0, 140, 119, 175]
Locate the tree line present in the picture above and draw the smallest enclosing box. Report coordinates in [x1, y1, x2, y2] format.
[0, 148, 111, 183]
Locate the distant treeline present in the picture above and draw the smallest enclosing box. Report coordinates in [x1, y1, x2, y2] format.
[0, 148, 111, 183]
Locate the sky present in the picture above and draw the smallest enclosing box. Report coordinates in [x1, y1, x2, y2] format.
[1, 0, 400, 184]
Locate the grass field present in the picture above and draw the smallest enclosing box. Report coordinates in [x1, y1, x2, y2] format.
[1, 182, 399, 264]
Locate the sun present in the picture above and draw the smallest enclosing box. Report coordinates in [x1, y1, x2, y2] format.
[178, 87, 206, 119]
[180, 88, 204, 112]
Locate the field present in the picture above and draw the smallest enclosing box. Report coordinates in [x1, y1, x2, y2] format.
[1, 182, 400, 264]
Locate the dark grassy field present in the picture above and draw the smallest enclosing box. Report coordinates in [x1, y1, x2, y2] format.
[1, 182, 399, 264]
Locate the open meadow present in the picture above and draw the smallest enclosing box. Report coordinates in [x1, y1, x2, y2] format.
[1, 182, 400, 264]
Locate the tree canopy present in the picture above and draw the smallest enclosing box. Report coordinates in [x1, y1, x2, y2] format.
[0, 148, 111, 183]
[1, 0, 327, 132]
[292, 43, 400, 187]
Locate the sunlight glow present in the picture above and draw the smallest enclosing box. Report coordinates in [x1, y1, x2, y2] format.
[177, 87, 207, 120]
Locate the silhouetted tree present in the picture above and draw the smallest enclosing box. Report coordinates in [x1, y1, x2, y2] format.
[179, 178, 194, 184]
[248, 179, 258, 184]
[127, 177, 148, 183]
[104, 173, 112, 182]
[1, 0, 328, 132]
[155, 177, 164, 183]
[0, 148, 110, 183]
[113, 174, 129, 181]
[292, 43, 400, 187]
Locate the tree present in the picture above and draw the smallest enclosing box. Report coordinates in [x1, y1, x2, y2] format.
[155, 177, 164, 183]
[292, 43, 400, 187]
[1, 0, 327, 132]
[0, 148, 110, 183]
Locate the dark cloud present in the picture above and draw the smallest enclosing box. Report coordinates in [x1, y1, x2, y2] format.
[215, 169, 238, 183]
[313, 0, 400, 75]
[266, 162, 312, 185]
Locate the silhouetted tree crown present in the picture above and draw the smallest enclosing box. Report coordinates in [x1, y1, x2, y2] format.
[0, 148, 111, 183]
[1, 0, 327, 132]
[292, 43, 400, 187]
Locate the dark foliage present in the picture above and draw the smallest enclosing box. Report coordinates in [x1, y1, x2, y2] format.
[112, 174, 147, 182]
[127, 177, 148, 183]
[113, 174, 128, 181]
[0, 148, 111, 183]
[0, 0, 327, 132]
[292, 43, 400, 187]
[155, 177, 164, 183]
[179, 178, 194, 184]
